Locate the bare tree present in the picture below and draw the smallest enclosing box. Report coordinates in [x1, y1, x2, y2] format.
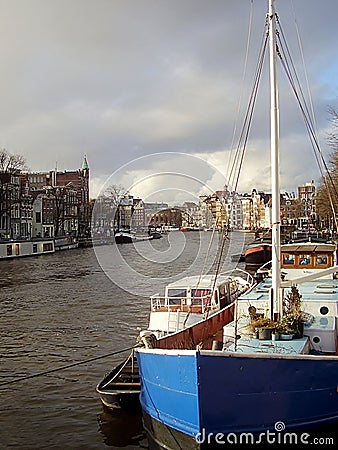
[92, 184, 128, 234]
[327, 106, 338, 151]
[316, 107, 338, 229]
[0, 148, 27, 173]
[102, 184, 127, 206]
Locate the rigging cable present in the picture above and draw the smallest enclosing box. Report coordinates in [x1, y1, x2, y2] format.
[220, 8, 269, 350]
[182, 224, 218, 328]
[227, 16, 269, 194]
[231, 33, 268, 193]
[291, 0, 318, 135]
[226, 0, 254, 184]
[276, 15, 338, 231]
[184, 2, 259, 329]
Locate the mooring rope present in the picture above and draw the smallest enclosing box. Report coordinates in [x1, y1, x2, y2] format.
[0, 344, 141, 387]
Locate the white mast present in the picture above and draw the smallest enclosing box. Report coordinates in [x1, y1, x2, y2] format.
[268, 0, 281, 318]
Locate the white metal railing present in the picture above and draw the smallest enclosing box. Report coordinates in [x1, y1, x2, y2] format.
[219, 268, 255, 287]
[150, 295, 214, 313]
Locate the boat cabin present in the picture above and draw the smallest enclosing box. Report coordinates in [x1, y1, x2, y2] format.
[152, 275, 241, 312]
[147, 272, 252, 338]
[281, 243, 337, 280]
[228, 242, 338, 355]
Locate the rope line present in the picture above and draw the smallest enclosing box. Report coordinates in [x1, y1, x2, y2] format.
[0, 344, 140, 387]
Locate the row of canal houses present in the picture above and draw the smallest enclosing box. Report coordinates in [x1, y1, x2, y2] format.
[0, 156, 90, 240]
[179, 183, 315, 231]
[92, 181, 317, 235]
[1, 151, 316, 241]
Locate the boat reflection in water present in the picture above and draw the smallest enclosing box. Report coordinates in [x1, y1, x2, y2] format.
[96, 353, 146, 448]
[97, 408, 147, 448]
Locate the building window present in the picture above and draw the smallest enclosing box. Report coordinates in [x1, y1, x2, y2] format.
[36, 212, 41, 223]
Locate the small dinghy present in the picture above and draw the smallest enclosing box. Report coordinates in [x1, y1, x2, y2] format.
[96, 351, 140, 412]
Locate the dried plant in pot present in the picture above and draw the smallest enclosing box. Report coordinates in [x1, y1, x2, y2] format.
[277, 286, 305, 339]
[249, 316, 277, 340]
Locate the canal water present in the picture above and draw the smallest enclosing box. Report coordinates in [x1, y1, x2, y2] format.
[0, 231, 251, 449]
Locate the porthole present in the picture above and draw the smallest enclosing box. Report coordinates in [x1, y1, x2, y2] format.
[313, 336, 321, 344]
[319, 306, 329, 315]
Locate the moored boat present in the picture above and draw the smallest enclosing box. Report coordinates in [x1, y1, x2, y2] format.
[114, 231, 154, 244]
[244, 242, 272, 268]
[136, 231, 338, 449]
[96, 351, 140, 412]
[96, 267, 254, 413]
[135, 1, 338, 447]
[54, 236, 79, 251]
[0, 238, 55, 259]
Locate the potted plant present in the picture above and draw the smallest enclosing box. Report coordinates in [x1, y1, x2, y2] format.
[249, 317, 277, 340]
[276, 314, 297, 340]
[276, 286, 304, 339]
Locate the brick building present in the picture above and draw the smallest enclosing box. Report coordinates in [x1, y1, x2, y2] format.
[28, 156, 90, 237]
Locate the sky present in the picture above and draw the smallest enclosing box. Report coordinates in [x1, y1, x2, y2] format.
[0, 0, 337, 203]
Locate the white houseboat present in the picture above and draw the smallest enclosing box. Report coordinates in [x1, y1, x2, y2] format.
[0, 239, 55, 260]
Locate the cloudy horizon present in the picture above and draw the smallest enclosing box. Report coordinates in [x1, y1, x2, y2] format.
[0, 0, 337, 200]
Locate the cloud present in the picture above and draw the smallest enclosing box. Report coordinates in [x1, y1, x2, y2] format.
[0, 0, 336, 201]
[95, 152, 227, 204]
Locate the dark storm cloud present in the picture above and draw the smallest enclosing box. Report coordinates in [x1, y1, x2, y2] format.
[0, 0, 336, 197]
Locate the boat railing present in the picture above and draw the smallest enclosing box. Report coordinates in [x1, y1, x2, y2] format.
[219, 268, 255, 287]
[150, 295, 214, 313]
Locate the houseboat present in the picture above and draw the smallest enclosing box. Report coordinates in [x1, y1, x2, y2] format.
[0, 239, 55, 260]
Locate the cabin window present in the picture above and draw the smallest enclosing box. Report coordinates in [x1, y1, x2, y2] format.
[191, 289, 211, 305]
[319, 306, 329, 315]
[15, 244, 20, 256]
[6, 245, 12, 256]
[299, 254, 311, 265]
[33, 244, 37, 253]
[282, 254, 295, 265]
[167, 289, 187, 305]
[43, 243, 53, 252]
[191, 288, 211, 298]
[168, 288, 186, 298]
[315, 255, 328, 266]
